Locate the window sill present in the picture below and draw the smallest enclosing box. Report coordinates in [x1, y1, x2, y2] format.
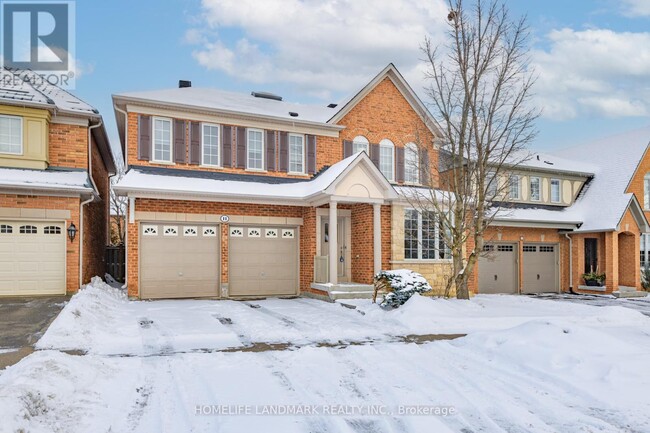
[151, 160, 175, 166]
[288, 172, 309, 177]
[0, 150, 23, 156]
[245, 168, 267, 173]
[201, 164, 222, 169]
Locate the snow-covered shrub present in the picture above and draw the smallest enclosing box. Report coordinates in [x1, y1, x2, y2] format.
[374, 269, 432, 308]
[642, 266, 650, 291]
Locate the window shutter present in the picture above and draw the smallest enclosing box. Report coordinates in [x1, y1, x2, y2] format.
[420, 148, 429, 186]
[173, 119, 187, 163]
[370, 143, 380, 167]
[266, 130, 276, 171]
[137, 115, 151, 161]
[222, 126, 232, 167]
[307, 135, 316, 174]
[189, 122, 200, 165]
[236, 127, 246, 168]
[343, 140, 352, 158]
[279, 131, 288, 172]
[396, 146, 405, 183]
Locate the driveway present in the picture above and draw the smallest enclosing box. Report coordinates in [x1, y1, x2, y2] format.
[0, 296, 67, 368]
[531, 292, 650, 316]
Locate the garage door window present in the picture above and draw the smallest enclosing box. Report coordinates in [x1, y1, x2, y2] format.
[265, 228, 278, 238]
[523, 245, 536, 252]
[20, 225, 37, 234]
[163, 226, 178, 236]
[404, 209, 450, 260]
[203, 227, 217, 237]
[282, 229, 295, 239]
[143, 225, 158, 236]
[183, 226, 198, 236]
[44, 226, 61, 235]
[0, 224, 12, 233]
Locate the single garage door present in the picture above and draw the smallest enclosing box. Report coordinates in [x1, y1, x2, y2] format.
[478, 243, 518, 294]
[229, 226, 299, 297]
[0, 221, 66, 296]
[522, 244, 559, 294]
[140, 223, 220, 299]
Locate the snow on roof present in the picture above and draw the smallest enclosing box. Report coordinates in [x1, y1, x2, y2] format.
[514, 151, 597, 176]
[115, 152, 366, 202]
[0, 168, 93, 193]
[0, 69, 98, 116]
[114, 87, 338, 125]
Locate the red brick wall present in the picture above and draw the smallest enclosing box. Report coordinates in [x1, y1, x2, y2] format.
[300, 207, 317, 291]
[351, 204, 374, 283]
[49, 123, 88, 168]
[0, 194, 80, 292]
[626, 146, 650, 221]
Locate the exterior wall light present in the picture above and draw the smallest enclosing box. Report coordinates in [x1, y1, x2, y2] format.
[67, 222, 77, 243]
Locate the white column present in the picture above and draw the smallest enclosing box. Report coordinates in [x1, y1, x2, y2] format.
[373, 203, 382, 275]
[329, 201, 338, 285]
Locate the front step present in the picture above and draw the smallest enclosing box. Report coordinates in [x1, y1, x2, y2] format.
[310, 282, 375, 301]
[613, 290, 648, 298]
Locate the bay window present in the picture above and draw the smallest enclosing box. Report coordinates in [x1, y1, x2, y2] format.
[404, 209, 450, 260]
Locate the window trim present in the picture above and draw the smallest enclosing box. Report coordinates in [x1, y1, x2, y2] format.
[404, 142, 420, 185]
[509, 175, 520, 200]
[0, 114, 23, 155]
[288, 132, 306, 175]
[379, 139, 395, 182]
[352, 135, 369, 155]
[550, 178, 561, 203]
[200, 122, 221, 168]
[644, 173, 650, 210]
[403, 208, 451, 261]
[246, 127, 265, 171]
[151, 116, 173, 164]
[530, 176, 541, 201]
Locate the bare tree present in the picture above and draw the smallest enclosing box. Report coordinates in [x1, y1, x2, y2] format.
[408, 0, 538, 299]
[110, 175, 127, 245]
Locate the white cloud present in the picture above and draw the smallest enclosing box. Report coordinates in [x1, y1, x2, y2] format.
[187, 0, 448, 99]
[620, 0, 650, 17]
[532, 28, 650, 120]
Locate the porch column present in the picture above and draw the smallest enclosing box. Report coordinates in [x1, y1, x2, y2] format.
[605, 232, 619, 291]
[373, 203, 382, 276]
[329, 201, 338, 285]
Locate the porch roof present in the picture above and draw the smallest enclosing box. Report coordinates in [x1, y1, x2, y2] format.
[0, 167, 94, 196]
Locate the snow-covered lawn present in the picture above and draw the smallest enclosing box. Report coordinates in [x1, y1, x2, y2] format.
[1, 279, 649, 432]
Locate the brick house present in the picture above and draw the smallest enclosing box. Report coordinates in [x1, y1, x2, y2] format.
[0, 69, 117, 296]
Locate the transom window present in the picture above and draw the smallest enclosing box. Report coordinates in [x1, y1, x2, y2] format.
[20, 225, 37, 234]
[352, 136, 369, 154]
[247, 128, 264, 170]
[288, 133, 305, 174]
[404, 209, 450, 260]
[404, 143, 419, 184]
[551, 179, 561, 203]
[152, 117, 172, 162]
[530, 177, 541, 201]
[202, 123, 220, 166]
[379, 139, 394, 181]
[509, 175, 520, 200]
[0, 115, 22, 155]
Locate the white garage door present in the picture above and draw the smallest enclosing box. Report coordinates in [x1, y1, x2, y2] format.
[140, 223, 220, 299]
[522, 244, 559, 294]
[0, 221, 66, 296]
[229, 226, 299, 297]
[478, 243, 518, 294]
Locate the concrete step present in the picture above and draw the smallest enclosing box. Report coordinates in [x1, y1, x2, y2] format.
[619, 286, 639, 293]
[613, 290, 648, 298]
[328, 290, 375, 300]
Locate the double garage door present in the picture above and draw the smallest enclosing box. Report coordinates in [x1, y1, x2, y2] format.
[478, 243, 559, 294]
[139, 223, 299, 299]
[0, 221, 66, 296]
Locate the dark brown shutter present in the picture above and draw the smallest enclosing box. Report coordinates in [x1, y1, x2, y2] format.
[370, 143, 380, 167]
[266, 130, 276, 171]
[279, 131, 288, 172]
[222, 125, 232, 167]
[173, 119, 187, 163]
[236, 127, 246, 168]
[343, 140, 353, 158]
[396, 146, 405, 183]
[189, 122, 200, 165]
[420, 148, 429, 185]
[307, 135, 316, 174]
[137, 115, 151, 161]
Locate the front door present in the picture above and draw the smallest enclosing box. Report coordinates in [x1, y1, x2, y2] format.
[320, 216, 350, 282]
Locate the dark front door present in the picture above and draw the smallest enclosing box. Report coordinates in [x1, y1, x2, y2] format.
[584, 238, 598, 273]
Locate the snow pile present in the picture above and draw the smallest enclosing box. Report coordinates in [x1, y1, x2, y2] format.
[375, 269, 432, 308]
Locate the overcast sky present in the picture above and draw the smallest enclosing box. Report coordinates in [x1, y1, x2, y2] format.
[73, 0, 650, 161]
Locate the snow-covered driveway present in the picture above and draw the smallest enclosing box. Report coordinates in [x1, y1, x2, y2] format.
[1, 280, 649, 433]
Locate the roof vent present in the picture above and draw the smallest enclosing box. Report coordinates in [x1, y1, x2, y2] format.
[327, 103, 338, 108]
[251, 91, 282, 101]
[179, 80, 192, 88]
[544, 160, 554, 165]
[289, 111, 299, 117]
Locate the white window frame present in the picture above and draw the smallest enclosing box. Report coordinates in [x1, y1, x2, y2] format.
[404, 142, 419, 184]
[379, 139, 395, 181]
[404, 209, 451, 261]
[246, 128, 265, 171]
[288, 133, 305, 174]
[530, 176, 541, 201]
[201, 123, 221, 167]
[644, 173, 650, 210]
[486, 170, 497, 199]
[509, 175, 520, 200]
[352, 135, 369, 154]
[152, 116, 173, 163]
[0, 114, 23, 155]
[550, 178, 561, 203]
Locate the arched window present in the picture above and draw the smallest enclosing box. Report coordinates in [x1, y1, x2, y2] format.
[644, 173, 650, 210]
[404, 142, 419, 184]
[352, 135, 369, 155]
[379, 139, 394, 181]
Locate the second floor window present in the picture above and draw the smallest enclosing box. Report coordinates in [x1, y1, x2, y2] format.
[202, 124, 220, 166]
[247, 128, 264, 170]
[0, 115, 23, 155]
[645, 173, 650, 209]
[551, 179, 561, 203]
[509, 175, 520, 200]
[379, 139, 394, 181]
[352, 135, 369, 154]
[404, 143, 419, 184]
[288, 133, 305, 174]
[530, 177, 541, 201]
[153, 117, 172, 162]
[486, 171, 497, 199]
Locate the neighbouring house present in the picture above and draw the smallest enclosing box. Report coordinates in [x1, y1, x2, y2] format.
[0, 69, 117, 296]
